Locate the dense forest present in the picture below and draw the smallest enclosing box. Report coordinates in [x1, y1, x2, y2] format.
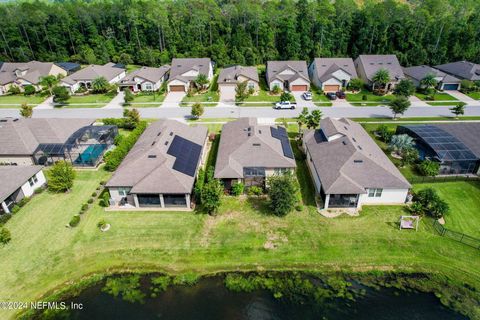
[0, 0, 480, 67]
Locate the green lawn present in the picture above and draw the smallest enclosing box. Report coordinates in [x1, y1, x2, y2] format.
[64, 93, 115, 107]
[353, 116, 480, 122]
[128, 92, 166, 107]
[415, 92, 458, 101]
[466, 91, 480, 100]
[0, 94, 46, 107]
[346, 90, 395, 102]
[413, 181, 480, 238]
[181, 73, 219, 107]
[427, 101, 461, 106]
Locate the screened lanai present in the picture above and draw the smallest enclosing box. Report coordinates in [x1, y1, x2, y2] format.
[397, 125, 479, 175]
[32, 125, 117, 167]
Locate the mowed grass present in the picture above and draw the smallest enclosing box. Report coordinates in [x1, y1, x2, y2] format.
[64, 93, 115, 107]
[413, 181, 480, 238]
[346, 90, 395, 102]
[0, 94, 45, 107]
[415, 92, 458, 101]
[466, 92, 480, 100]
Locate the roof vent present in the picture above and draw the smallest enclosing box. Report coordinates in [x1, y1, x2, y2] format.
[0, 119, 7, 122]
[352, 137, 356, 142]
[369, 63, 374, 65]
[13, 118, 19, 122]
[169, 132, 173, 136]
[321, 64, 327, 67]
[354, 159, 363, 163]
[344, 126, 348, 130]
[148, 155, 157, 158]
[358, 146, 363, 150]
[259, 130, 262, 134]
[342, 141, 347, 145]
[165, 141, 169, 146]
[151, 141, 156, 146]
[157, 132, 161, 136]
[387, 62, 392, 65]
[253, 143, 260, 146]
[248, 133, 251, 137]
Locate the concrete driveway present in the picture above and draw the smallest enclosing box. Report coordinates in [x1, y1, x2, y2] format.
[219, 85, 236, 103]
[163, 92, 186, 107]
[447, 90, 476, 103]
[292, 91, 315, 109]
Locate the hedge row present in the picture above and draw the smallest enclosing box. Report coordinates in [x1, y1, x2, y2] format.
[104, 121, 147, 172]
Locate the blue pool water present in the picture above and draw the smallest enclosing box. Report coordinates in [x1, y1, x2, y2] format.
[74, 144, 107, 166]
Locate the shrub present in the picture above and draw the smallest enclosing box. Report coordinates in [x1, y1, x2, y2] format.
[100, 180, 107, 185]
[295, 204, 304, 212]
[23, 85, 36, 96]
[20, 103, 33, 118]
[92, 192, 97, 197]
[17, 197, 30, 207]
[362, 94, 368, 101]
[231, 182, 244, 196]
[247, 186, 263, 196]
[267, 172, 298, 216]
[0, 213, 12, 226]
[87, 198, 94, 204]
[97, 219, 107, 229]
[200, 179, 223, 215]
[150, 276, 171, 296]
[34, 187, 44, 194]
[52, 86, 70, 103]
[376, 125, 393, 143]
[69, 214, 80, 227]
[11, 205, 20, 214]
[280, 91, 293, 102]
[272, 84, 281, 94]
[418, 160, 440, 177]
[47, 161, 76, 192]
[0, 228, 11, 244]
[81, 204, 89, 211]
[124, 89, 134, 105]
[413, 188, 449, 219]
[102, 275, 145, 304]
[191, 103, 204, 119]
[172, 273, 199, 286]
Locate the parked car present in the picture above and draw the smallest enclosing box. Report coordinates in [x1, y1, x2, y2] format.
[274, 101, 296, 109]
[326, 92, 337, 100]
[336, 91, 346, 99]
[302, 92, 312, 101]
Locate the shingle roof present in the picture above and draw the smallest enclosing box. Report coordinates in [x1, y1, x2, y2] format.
[0, 118, 94, 156]
[304, 118, 411, 194]
[434, 61, 480, 81]
[168, 58, 211, 83]
[354, 55, 404, 82]
[402, 65, 460, 83]
[0, 61, 59, 85]
[311, 58, 358, 82]
[106, 120, 207, 194]
[217, 65, 259, 84]
[266, 61, 310, 84]
[214, 118, 296, 179]
[120, 65, 170, 85]
[0, 165, 43, 203]
[61, 63, 125, 85]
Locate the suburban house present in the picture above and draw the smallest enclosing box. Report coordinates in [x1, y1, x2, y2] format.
[397, 123, 480, 175]
[309, 58, 358, 92]
[266, 61, 310, 92]
[167, 58, 213, 92]
[0, 118, 117, 167]
[434, 61, 480, 82]
[303, 118, 411, 209]
[214, 118, 296, 189]
[118, 65, 170, 92]
[403, 65, 461, 91]
[0, 166, 46, 214]
[0, 61, 67, 95]
[217, 65, 259, 98]
[354, 55, 405, 91]
[106, 120, 208, 209]
[60, 63, 126, 93]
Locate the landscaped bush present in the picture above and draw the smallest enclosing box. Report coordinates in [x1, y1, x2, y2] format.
[97, 219, 107, 229]
[47, 161, 76, 192]
[11, 205, 20, 214]
[362, 94, 368, 101]
[0, 228, 11, 244]
[104, 121, 147, 171]
[92, 192, 97, 197]
[87, 198, 94, 204]
[34, 187, 45, 194]
[8, 86, 21, 94]
[247, 186, 263, 196]
[81, 204, 89, 211]
[295, 204, 303, 212]
[267, 172, 298, 217]
[376, 125, 393, 142]
[17, 197, 30, 207]
[69, 215, 80, 227]
[100, 180, 107, 185]
[0, 213, 12, 226]
[418, 160, 440, 177]
[231, 182, 244, 196]
[413, 188, 449, 219]
[23, 85, 36, 96]
[99, 190, 111, 207]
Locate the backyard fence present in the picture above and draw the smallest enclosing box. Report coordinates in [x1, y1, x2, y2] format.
[433, 220, 480, 250]
[410, 175, 480, 184]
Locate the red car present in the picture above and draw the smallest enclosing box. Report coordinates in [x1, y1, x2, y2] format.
[336, 91, 346, 99]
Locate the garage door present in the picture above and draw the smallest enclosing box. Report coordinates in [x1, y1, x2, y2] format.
[291, 85, 308, 91]
[442, 83, 460, 91]
[169, 85, 185, 92]
[324, 85, 340, 92]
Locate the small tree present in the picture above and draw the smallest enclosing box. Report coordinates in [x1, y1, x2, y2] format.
[348, 78, 364, 92]
[201, 179, 223, 215]
[376, 124, 393, 142]
[450, 102, 466, 118]
[393, 79, 415, 97]
[20, 103, 33, 118]
[271, 84, 281, 94]
[8, 85, 21, 94]
[389, 134, 414, 156]
[92, 77, 109, 93]
[235, 81, 249, 102]
[124, 89, 134, 105]
[280, 91, 293, 102]
[372, 68, 390, 91]
[420, 73, 438, 95]
[23, 84, 36, 96]
[430, 199, 449, 219]
[305, 109, 322, 129]
[296, 107, 309, 133]
[195, 74, 209, 91]
[123, 108, 140, 129]
[267, 172, 298, 217]
[39, 75, 59, 95]
[460, 80, 475, 93]
[191, 103, 204, 119]
[413, 188, 449, 219]
[0, 228, 11, 245]
[47, 161, 76, 193]
[52, 86, 70, 103]
[418, 160, 440, 177]
[400, 148, 419, 167]
[231, 182, 244, 196]
[389, 96, 411, 119]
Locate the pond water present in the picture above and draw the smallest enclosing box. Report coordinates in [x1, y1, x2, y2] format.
[67, 276, 465, 320]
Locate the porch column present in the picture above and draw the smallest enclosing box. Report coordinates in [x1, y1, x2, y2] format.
[133, 194, 139, 208]
[324, 194, 330, 210]
[185, 194, 191, 209]
[1, 201, 10, 214]
[160, 194, 165, 208]
[356, 195, 362, 209]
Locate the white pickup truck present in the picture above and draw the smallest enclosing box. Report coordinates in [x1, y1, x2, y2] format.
[274, 101, 297, 109]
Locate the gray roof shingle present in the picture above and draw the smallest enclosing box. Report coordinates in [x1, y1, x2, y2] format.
[304, 118, 411, 194]
[61, 63, 125, 85]
[354, 55, 404, 82]
[214, 118, 296, 179]
[106, 120, 207, 194]
[120, 65, 170, 85]
[0, 61, 59, 85]
[218, 65, 259, 84]
[0, 118, 95, 156]
[266, 61, 310, 84]
[168, 58, 211, 83]
[403, 65, 460, 83]
[311, 58, 358, 82]
[434, 61, 480, 81]
[0, 165, 43, 203]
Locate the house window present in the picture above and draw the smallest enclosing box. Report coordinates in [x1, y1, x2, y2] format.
[368, 188, 383, 197]
[28, 175, 38, 187]
[118, 188, 131, 196]
[145, 84, 153, 91]
[274, 168, 289, 175]
[248, 82, 255, 90]
[243, 167, 265, 177]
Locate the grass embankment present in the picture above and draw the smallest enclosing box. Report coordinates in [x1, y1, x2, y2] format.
[0, 94, 46, 107]
[414, 92, 458, 101]
[0, 128, 479, 319]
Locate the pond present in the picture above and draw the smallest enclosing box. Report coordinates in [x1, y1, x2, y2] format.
[62, 275, 466, 320]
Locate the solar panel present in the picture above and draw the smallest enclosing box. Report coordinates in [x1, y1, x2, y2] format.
[167, 135, 202, 177]
[270, 126, 294, 159]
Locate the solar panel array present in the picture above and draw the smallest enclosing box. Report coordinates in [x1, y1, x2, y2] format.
[403, 125, 478, 161]
[167, 135, 202, 177]
[270, 126, 294, 159]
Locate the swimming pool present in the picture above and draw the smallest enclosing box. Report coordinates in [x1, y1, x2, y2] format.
[74, 144, 108, 166]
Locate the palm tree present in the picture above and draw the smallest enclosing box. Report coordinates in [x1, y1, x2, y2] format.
[420, 73, 438, 98]
[389, 134, 414, 156]
[92, 77, 109, 93]
[39, 75, 59, 96]
[195, 74, 209, 91]
[372, 68, 390, 91]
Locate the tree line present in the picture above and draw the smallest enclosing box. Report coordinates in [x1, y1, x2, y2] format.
[0, 0, 479, 67]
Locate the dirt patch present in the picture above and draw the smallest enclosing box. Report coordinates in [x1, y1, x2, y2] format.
[263, 231, 288, 250]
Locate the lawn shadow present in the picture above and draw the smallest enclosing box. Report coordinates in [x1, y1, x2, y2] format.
[246, 196, 272, 216]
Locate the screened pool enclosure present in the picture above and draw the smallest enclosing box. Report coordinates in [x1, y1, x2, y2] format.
[33, 125, 117, 167]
